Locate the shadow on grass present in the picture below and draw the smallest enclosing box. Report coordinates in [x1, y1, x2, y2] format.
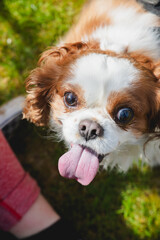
[6, 119, 160, 240]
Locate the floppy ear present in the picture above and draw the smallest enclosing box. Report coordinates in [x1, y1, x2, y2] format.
[23, 66, 60, 126]
[129, 53, 160, 132]
[23, 42, 88, 126]
[153, 61, 160, 80]
[151, 61, 160, 132]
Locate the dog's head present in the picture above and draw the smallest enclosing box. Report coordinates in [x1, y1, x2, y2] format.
[23, 42, 160, 185]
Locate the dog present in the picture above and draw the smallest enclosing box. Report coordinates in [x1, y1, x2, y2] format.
[23, 0, 160, 186]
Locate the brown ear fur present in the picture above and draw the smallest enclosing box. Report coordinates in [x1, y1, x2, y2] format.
[153, 61, 160, 80]
[23, 66, 60, 126]
[23, 42, 90, 126]
[130, 53, 160, 132]
[150, 60, 160, 132]
[129, 52, 154, 71]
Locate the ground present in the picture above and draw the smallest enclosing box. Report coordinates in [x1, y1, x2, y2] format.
[7, 119, 160, 240]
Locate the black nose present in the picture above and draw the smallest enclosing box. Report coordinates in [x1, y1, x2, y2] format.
[79, 119, 104, 141]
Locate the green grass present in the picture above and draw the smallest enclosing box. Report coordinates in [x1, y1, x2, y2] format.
[2, 1, 160, 239]
[0, 0, 85, 104]
[119, 187, 160, 239]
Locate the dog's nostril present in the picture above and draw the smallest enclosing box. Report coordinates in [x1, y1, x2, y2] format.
[79, 119, 104, 141]
[91, 129, 97, 136]
[81, 125, 86, 131]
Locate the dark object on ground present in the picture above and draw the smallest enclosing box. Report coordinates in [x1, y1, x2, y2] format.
[138, 0, 160, 15]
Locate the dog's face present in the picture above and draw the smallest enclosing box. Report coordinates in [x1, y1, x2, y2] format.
[24, 42, 160, 185]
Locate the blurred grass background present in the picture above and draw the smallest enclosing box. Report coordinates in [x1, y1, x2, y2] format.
[1, 0, 160, 240]
[0, 0, 85, 104]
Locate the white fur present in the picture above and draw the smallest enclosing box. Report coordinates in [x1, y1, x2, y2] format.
[69, 53, 139, 106]
[143, 138, 160, 167]
[83, 6, 160, 60]
[50, 105, 156, 171]
[61, 108, 142, 152]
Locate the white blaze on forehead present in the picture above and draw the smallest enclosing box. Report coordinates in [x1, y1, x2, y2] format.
[69, 53, 139, 106]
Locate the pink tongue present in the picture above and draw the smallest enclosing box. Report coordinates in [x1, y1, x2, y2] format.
[58, 145, 99, 186]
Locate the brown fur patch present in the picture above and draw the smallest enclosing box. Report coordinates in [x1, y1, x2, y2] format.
[64, 15, 111, 43]
[107, 68, 160, 136]
[50, 83, 86, 124]
[154, 61, 160, 80]
[23, 48, 76, 126]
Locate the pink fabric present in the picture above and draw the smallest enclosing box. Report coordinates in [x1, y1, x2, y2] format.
[0, 130, 40, 231]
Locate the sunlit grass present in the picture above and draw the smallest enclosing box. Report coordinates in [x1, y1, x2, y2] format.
[119, 186, 160, 239]
[0, 0, 85, 104]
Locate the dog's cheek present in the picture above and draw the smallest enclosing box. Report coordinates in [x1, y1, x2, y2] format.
[50, 94, 66, 125]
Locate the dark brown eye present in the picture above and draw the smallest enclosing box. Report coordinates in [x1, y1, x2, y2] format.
[64, 92, 77, 108]
[115, 108, 134, 124]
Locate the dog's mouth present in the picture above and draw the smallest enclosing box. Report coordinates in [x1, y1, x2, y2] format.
[81, 145, 105, 163]
[58, 144, 108, 186]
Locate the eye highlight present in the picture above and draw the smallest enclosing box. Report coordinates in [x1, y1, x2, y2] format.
[64, 92, 78, 108]
[115, 107, 134, 125]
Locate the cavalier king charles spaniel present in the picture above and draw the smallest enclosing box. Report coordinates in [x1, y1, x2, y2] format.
[23, 0, 160, 185]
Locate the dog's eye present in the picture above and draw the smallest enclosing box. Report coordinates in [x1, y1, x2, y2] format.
[115, 108, 134, 124]
[64, 92, 77, 108]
